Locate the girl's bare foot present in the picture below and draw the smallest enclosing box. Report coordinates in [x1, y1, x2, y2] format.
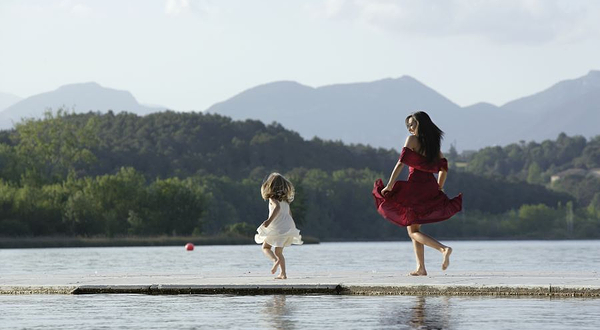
[442, 247, 452, 270]
[409, 269, 427, 276]
[271, 260, 280, 274]
[275, 274, 287, 279]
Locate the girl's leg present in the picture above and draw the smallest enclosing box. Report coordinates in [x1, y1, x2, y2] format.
[273, 247, 287, 279]
[262, 242, 277, 262]
[407, 224, 452, 271]
[263, 242, 281, 275]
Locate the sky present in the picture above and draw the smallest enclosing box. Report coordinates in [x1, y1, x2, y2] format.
[1, 0, 599, 111]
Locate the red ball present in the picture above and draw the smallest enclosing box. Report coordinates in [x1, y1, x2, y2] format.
[185, 243, 194, 251]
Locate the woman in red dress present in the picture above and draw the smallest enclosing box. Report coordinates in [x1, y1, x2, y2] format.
[373, 111, 462, 276]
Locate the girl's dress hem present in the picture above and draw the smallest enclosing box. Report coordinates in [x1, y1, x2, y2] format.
[255, 201, 303, 247]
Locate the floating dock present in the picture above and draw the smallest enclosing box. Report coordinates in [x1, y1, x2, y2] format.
[2, 271, 599, 297]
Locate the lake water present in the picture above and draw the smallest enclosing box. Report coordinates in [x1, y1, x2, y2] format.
[2, 240, 600, 276]
[2, 294, 600, 330]
[1, 241, 600, 329]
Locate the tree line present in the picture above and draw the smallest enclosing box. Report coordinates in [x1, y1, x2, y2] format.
[0, 110, 596, 240]
[452, 132, 600, 208]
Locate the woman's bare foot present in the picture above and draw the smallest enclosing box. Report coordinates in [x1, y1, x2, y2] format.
[271, 260, 280, 274]
[409, 269, 427, 276]
[442, 247, 452, 270]
[275, 274, 287, 279]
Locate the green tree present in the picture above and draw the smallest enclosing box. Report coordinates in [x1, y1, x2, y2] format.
[518, 204, 560, 236]
[587, 193, 600, 219]
[526, 162, 543, 185]
[63, 167, 146, 236]
[145, 177, 208, 236]
[13, 110, 99, 184]
[222, 222, 255, 237]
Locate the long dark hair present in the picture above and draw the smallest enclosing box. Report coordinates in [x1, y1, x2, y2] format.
[405, 111, 444, 163]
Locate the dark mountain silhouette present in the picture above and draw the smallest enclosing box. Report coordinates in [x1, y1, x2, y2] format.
[0, 82, 167, 129]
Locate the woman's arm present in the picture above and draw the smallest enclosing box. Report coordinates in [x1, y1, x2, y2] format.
[438, 151, 447, 190]
[382, 161, 405, 194]
[262, 199, 280, 227]
[438, 170, 447, 190]
[381, 136, 415, 195]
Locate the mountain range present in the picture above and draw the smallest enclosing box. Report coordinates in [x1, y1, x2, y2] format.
[0, 92, 22, 113]
[1, 71, 599, 151]
[0, 82, 166, 129]
[207, 71, 600, 151]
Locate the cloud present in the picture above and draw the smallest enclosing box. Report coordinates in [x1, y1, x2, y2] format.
[59, 0, 93, 17]
[11, 3, 45, 14]
[165, 0, 189, 16]
[310, 0, 600, 44]
[165, 0, 219, 17]
[69, 4, 92, 17]
[8, 1, 93, 17]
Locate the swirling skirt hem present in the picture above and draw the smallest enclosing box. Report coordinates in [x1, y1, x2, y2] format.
[254, 234, 303, 247]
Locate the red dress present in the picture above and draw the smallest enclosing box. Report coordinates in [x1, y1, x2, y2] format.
[373, 147, 462, 227]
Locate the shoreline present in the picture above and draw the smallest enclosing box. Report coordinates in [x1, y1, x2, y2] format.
[0, 235, 320, 249]
[1, 236, 596, 249]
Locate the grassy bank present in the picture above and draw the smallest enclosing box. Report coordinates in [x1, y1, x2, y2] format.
[0, 235, 320, 249]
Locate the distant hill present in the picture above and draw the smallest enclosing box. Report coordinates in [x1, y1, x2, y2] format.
[207, 76, 467, 151]
[502, 70, 600, 143]
[0, 82, 167, 129]
[0, 92, 22, 112]
[503, 70, 600, 115]
[207, 71, 600, 151]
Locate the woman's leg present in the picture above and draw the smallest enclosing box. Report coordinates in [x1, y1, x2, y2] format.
[407, 224, 452, 271]
[407, 225, 427, 275]
[274, 247, 287, 279]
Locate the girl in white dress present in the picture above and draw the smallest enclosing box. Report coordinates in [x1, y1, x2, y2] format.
[255, 173, 303, 279]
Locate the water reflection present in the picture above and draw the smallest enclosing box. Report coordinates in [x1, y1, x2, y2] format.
[380, 296, 451, 329]
[262, 295, 296, 330]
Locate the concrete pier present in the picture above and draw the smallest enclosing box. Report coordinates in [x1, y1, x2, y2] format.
[2, 271, 599, 297]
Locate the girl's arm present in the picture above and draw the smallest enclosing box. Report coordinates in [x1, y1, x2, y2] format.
[262, 199, 280, 227]
[438, 151, 447, 190]
[381, 136, 415, 195]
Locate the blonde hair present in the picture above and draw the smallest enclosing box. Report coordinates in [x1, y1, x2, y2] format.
[261, 172, 295, 203]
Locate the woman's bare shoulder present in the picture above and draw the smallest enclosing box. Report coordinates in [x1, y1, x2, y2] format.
[404, 135, 419, 149]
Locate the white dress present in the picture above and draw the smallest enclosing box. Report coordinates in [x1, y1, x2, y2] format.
[255, 201, 303, 247]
